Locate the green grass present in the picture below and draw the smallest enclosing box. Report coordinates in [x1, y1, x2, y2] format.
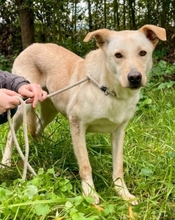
[0, 61, 175, 219]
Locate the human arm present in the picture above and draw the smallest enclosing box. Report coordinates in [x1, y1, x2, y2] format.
[0, 70, 30, 92]
[0, 70, 47, 109]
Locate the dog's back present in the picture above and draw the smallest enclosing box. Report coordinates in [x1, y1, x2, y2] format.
[12, 43, 84, 92]
[12, 43, 84, 136]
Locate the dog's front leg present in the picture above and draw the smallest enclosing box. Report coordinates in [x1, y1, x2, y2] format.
[111, 124, 138, 205]
[69, 116, 100, 204]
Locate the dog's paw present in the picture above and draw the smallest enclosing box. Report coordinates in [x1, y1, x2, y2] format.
[83, 191, 100, 204]
[0, 159, 11, 169]
[83, 190, 100, 205]
[114, 179, 138, 205]
[118, 190, 138, 205]
[82, 181, 100, 204]
[90, 192, 100, 205]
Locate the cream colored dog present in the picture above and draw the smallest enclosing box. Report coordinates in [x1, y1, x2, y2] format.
[2, 25, 166, 204]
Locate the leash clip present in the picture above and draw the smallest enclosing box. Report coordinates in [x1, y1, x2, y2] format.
[101, 86, 116, 96]
[101, 86, 108, 95]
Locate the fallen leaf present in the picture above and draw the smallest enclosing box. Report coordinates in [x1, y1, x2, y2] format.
[92, 204, 104, 212]
[128, 205, 138, 220]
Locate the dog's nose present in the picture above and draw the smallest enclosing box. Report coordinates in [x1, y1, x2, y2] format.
[127, 71, 142, 88]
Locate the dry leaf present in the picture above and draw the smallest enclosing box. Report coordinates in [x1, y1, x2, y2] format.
[92, 204, 104, 212]
[128, 205, 138, 220]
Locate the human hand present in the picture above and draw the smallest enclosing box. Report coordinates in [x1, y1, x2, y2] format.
[18, 84, 47, 108]
[0, 89, 21, 114]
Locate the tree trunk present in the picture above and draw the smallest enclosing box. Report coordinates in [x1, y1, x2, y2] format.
[131, 0, 136, 29]
[87, 0, 93, 30]
[128, 0, 135, 29]
[104, 0, 107, 28]
[15, 0, 35, 49]
[147, 0, 151, 24]
[160, 0, 170, 27]
[123, 0, 126, 29]
[113, 0, 120, 29]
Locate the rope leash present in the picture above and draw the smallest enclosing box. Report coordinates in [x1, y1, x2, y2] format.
[46, 74, 116, 99]
[7, 97, 36, 180]
[47, 77, 89, 98]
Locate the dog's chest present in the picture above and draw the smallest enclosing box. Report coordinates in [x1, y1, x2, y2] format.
[85, 97, 137, 133]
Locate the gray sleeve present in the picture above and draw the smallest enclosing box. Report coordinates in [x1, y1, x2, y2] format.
[0, 70, 30, 92]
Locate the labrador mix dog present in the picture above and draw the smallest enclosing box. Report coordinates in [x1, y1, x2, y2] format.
[1, 25, 166, 204]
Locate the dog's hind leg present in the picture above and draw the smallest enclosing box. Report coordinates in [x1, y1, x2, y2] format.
[1, 104, 31, 167]
[32, 98, 58, 137]
[111, 124, 138, 205]
[69, 116, 100, 204]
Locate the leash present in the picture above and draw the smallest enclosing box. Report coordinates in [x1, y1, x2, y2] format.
[7, 97, 36, 180]
[47, 77, 88, 98]
[7, 74, 115, 179]
[47, 74, 116, 99]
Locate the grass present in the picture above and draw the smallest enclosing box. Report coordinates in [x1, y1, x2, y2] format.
[0, 60, 175, 219]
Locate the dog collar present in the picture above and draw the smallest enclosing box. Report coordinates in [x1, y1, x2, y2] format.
[86, 74, 116, 96]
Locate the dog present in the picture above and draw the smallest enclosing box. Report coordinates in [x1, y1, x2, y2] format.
[1, 25, 166, 205]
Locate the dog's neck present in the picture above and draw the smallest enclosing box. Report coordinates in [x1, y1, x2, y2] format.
[86, 74, 116, 97]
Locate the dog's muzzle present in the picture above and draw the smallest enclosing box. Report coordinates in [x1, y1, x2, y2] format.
[127, 71, 142, 89]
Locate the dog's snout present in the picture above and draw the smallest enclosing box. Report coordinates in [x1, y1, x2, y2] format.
[127, 71, 142, 88]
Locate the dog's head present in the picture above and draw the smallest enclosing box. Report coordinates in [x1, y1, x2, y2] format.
[84, 25, 166, 89]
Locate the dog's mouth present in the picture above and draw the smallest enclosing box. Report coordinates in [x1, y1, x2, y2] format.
[128, 84, 142, 90]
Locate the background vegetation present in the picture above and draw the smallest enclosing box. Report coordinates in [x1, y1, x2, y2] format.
[0, 0, 175, 219]
[0, 0, 174, 59]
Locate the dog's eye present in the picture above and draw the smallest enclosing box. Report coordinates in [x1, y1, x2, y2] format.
[115, 53, 123, 58]
[139, 50, 147, 56]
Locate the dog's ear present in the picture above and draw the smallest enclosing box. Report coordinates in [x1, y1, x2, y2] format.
[84, 29, 111, 48]
[139, 24, 166, 47]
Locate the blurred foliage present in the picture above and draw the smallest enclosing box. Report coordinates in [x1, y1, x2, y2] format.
[0, 0, 174, 59]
